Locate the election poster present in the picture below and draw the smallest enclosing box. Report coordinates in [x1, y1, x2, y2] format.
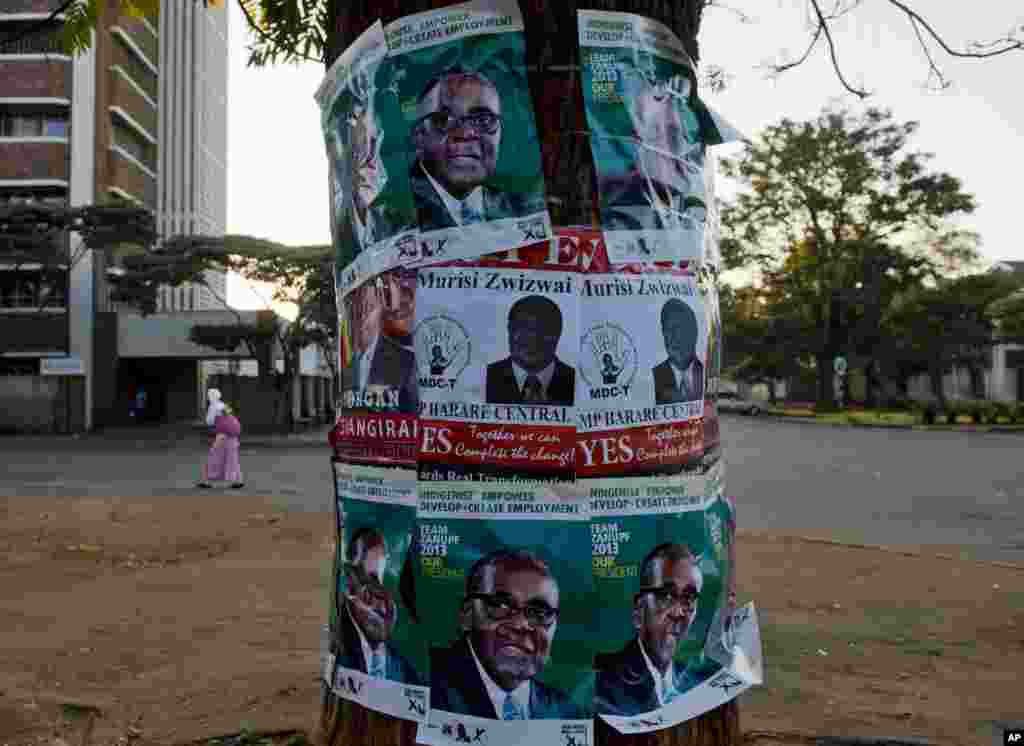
[414, 483, 593, 746]
[326, 463, 429, 722]
[576, 270, 706, 478]
[317, 22, 419, 289]
[578, 11, 739, 266]
[385, 0, 552, 266]
[332, 268, 420, 467]
[588, 483, 761, 734]
[413, 264, 577, 482]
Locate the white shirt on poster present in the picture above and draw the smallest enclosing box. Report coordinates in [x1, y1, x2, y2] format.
[354, 334, 379, 392]
[670, 360, 698, 397]
[638, 637, 678, 706]
[347, 604, 387, 677]
[421, 162, 484, 226]
[468, 637, 531, 719]
[512, 360, 555, 399]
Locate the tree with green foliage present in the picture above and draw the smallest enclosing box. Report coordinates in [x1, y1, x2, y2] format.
[720, 107, 980, 410]
[719, 284, 809, 402]
[122, 235, 337, 426]
[883, 271, 1024, 407]
[0, 200, 156, 310]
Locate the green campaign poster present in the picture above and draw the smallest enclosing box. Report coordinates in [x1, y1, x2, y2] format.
[414, 482, 593, 746]
[385, 0, 551, 267]
[587, 476, 759, 734]
[317, 22, 418, 292]
[327, 463, 428, 722]
[578, 10, 738, 267]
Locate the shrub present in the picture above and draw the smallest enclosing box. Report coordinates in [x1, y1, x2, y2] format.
[990, 400, 1012, 423]
[1009, 401, 1024, 424]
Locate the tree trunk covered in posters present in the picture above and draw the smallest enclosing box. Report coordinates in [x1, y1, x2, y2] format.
[321, 2, 741, 746]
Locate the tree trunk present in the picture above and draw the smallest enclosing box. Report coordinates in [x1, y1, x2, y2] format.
[322, 2, 738, 746]
[863, 362, 877, 410]
[929, 366, 947, 411]
[815, 351, 836, 412]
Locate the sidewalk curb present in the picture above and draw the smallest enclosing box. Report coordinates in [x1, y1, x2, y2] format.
[746, 730, 936, 746]
[760, 413, 1024, 434]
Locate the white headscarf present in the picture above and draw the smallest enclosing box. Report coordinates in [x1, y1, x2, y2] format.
[205, 388, 225, 426]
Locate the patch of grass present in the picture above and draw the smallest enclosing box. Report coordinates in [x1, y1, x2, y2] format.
[61, 702, 99, 720]
[1003, 591, 1024, 612]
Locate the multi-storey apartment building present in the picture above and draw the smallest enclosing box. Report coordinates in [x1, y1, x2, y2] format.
[157, 1, 229, 312]
[0, 1, 229, 431]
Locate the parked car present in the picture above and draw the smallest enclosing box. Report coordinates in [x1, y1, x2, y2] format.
[717, 391, 763, 416]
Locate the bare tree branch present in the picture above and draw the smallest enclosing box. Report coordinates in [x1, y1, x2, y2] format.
[770, 22, 825, 76]
[908, 17, 949, 91]
[808, 0, 870, 98]
[704, 1, 755, 24]
[886, 0, 1024, 60]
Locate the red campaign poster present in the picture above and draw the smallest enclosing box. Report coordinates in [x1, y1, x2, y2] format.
[332, 267, 420, 468]
[565, 227, 711, 478]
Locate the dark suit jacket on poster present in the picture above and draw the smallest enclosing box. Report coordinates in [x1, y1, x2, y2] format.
[343, 335, 419, 413]
[599, 171, 705, 233]
[485, 357, 575, 406]
[594, 638, 702, 716]
[429, 637, 583, 720]
[336, 605, 425, 686]
[652, 358, 704, 405]
[409, 166, 541, 233]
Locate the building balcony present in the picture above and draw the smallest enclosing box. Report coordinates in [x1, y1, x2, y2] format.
[107, 147, 156, 208]
[111, 40, 157, 102]
[110, 16, 158, 69]
[110, 70, 157, 138]
[0, 140, 69, 183]
[0, 59, 71, 99]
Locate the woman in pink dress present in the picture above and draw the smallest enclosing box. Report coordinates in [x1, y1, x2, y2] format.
[198, 403, 244, 488]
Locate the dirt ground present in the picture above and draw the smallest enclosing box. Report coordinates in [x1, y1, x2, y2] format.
[1, 491, 1021, 746]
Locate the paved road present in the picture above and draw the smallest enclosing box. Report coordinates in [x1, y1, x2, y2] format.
[721, 416, 1024, 563]
[2, 416, 1022, 562]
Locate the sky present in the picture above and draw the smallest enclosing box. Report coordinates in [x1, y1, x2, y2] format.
[225, 1, 1023, 308]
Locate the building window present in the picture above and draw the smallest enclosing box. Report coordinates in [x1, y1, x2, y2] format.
[0, 273, 66, 310]
[0, 112, 69, 138]
[0, 22, 63, 55]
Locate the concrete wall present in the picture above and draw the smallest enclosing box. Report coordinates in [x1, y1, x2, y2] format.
[0, 375, 84, 433]
[165, 360, 198, 423]
[92, 311, 119, 426]
[208, 374, 333, 429]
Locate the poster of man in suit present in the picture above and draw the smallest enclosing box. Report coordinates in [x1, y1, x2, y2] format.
[327, 464, 427, 722]
[415, 488, 593, 746]
[578, 10, 738, 264]
[577, 271, 705, 478]
[429, 550, 583, 721]
[337, 526, 424, 686]
[585, 493, 759, 734]
[414, 265, 577, 481]
[595, 543, 705, 715]
[341, 272, 419, 414]
[486, 295, 575, 406]
[317, 21, 416, 280]
[652, 298, 705, 405]
[388, 0, 550, 264]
